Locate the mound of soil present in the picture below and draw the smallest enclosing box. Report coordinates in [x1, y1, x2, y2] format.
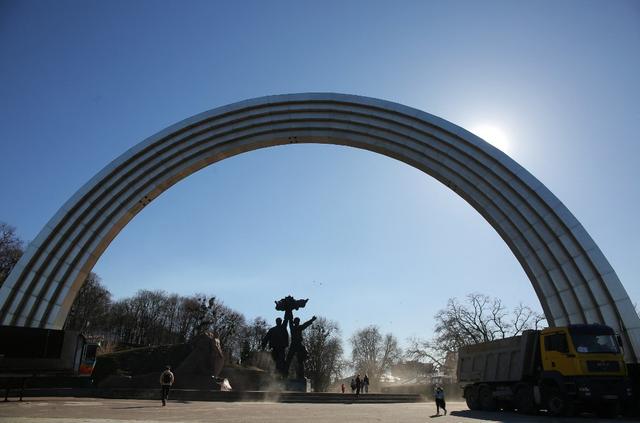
[93, 340, 273, 390]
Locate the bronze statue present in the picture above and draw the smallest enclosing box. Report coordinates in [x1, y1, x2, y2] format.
[261, 316, 290, 376]
[284, 309, 316, 379]
[268, 296, 316, 380]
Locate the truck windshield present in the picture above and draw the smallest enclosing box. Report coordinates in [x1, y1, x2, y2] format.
[569, 329, 619, 354]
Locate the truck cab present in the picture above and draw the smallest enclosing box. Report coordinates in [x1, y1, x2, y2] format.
[541, 325, 626, 376]
[540, 324, 631, 413]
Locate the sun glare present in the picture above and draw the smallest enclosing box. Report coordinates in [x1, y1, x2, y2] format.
[471, 124, 510, 153]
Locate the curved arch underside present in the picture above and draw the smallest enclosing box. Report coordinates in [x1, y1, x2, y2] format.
[0, 93, 638, 362]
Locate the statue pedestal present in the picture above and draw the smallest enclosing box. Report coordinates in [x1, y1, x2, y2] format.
[284, 378, 311, 392]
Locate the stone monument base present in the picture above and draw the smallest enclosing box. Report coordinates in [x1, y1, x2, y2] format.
[284, 378, 310, 392]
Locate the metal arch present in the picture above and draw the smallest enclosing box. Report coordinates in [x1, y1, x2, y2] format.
[0, 93, 637, 362]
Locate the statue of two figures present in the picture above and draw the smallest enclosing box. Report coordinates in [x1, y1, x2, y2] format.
[261, 296, 316, 380]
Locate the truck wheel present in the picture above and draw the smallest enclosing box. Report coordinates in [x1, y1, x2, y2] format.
[500, 401, 515, 412]
[464, 386, 480, 410]
[479, 385, 497, 411]
[563, 400, 576, 417]
[597, 401, 620, 418]
[546, 388, 568, 417]
[515, 385, 535, 414]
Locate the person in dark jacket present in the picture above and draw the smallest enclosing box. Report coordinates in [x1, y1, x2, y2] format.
[434, 386, 447, 415]
[159, 365, 174, 406]
[355, 374, 362, 395]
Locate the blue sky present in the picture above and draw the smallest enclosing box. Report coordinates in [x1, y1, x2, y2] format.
[1, 0, 639, 346]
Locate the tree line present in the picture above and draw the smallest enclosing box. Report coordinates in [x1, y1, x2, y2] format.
[66, 273, 246, 349]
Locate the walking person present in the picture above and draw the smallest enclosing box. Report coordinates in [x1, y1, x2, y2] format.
[355, 374, 362, 395]
[363, 374, 369, 393]
[159, 365, 174, 406]
[434, 385, 447, 416]
[350, 378, 356, 393]
[341, 383, 345, 394]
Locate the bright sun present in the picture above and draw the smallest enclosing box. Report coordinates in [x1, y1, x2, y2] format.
[471, 124, 510, 153]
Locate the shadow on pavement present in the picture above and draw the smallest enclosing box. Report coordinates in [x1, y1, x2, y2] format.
[449, 410, 529, 421]
[111, 406, 159, 409]
[449, 409, 637, 422]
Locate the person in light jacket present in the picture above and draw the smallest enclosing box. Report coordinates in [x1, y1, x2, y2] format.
[160, 365, 175, 406]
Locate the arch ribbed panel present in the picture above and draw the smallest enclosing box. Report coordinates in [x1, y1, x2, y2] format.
[0, 93, 638, 362]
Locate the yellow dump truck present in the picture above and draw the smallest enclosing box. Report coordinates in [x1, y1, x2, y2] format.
[457, 324, 632, 417]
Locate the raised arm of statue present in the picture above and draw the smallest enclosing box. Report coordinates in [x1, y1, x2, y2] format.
[300, 315, 317, 331]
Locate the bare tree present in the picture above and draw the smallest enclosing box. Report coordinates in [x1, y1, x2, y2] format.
[405, 337, 446, 368]
[406, 293, 546, 370]
[0, 222, 23, 287]
[304, 317, 344, 392]
[175, 295, 203, 342]
[65, 272, 112, 333]
[213, 306, 246, 361]
[350, 325, 401, 389]
[512, 302, 546, 335]
[239, 317, 269, 365]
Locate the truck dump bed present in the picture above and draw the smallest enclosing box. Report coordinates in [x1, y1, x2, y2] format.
[457, 330, 539, 384]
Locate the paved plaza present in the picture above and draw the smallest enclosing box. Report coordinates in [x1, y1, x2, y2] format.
[0, 398, 633, 423]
